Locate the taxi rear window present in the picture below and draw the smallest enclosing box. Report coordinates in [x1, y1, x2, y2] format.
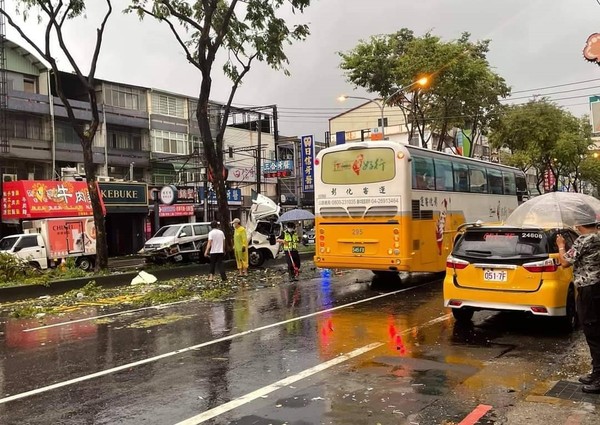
[454, 230, 549, 258]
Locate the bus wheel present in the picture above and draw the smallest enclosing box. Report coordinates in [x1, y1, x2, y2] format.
[372, 271, 398, 278]
[452, 308, 474, 322]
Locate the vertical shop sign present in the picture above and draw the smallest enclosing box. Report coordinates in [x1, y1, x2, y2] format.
[301, 134, 315, 192]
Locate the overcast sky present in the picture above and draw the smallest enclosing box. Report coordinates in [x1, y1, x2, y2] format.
[5, 0, 600, 141]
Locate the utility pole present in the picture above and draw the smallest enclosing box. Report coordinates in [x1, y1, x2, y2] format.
[256, 112, 261, 195]
[273, 105, 280, 205]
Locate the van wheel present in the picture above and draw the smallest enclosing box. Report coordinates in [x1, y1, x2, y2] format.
[559, 286, 578, 332]
[249, 249, 265, 267]
[452, 308, 474, 322]
[76, 257, 93, 271]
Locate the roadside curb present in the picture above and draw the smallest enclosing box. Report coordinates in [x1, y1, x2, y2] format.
[0, 252, 314, 303]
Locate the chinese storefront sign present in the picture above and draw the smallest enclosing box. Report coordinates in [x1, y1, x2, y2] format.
[301, 135, 315, 192]
[2, 180, 105, 220]
[199, 188, 243, 206]
[262, 160, 294, 178]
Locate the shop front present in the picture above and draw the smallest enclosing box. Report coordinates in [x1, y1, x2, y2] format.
[99, 182, 148, 256]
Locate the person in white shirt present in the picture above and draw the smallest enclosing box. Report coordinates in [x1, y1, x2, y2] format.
[204, 220, 227, 281]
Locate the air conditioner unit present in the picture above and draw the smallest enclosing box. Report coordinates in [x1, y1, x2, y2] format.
[97, 176, 111, 182]
[76, 163, 86, 175]
[3, 174, 18, 182]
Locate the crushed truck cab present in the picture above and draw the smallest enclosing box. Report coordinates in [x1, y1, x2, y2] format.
[246, 194, 282, 267]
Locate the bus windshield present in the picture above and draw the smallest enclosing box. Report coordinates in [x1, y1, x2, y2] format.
[321, 147, 396, 185]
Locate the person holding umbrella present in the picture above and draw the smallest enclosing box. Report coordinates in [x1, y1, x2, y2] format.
[277, 221, 301, 281]
[232, 218, 248, 277]
[556, 206, 600, 394]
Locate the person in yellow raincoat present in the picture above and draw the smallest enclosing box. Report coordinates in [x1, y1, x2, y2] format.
[232, 218, 248, 276]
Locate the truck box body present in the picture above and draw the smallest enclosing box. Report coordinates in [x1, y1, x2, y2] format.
[23, 216, 96, 259]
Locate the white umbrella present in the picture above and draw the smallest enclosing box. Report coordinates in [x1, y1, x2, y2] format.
[505, 192, 600, 228]
[277, 208, 315, 223]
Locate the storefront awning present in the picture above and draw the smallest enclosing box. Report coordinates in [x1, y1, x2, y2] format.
[2, 180, 106, 220]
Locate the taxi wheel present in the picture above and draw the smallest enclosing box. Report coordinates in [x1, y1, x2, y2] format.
[559, 286, 578, 332]
[452, 308, 474, 322]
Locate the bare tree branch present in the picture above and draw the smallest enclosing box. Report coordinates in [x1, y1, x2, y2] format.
[88, 0, 113, 82]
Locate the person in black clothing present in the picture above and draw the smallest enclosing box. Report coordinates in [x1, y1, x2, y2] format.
[557, 211, 600, 393]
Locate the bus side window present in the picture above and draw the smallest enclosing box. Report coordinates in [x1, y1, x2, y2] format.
[453, 163, 469, 192]
[487, 168, 503, 194]
[502, 171, 517, 195]
[412, 155, 434, 190]
[434, 158, 454, 191]
[469, 165, 487, 193]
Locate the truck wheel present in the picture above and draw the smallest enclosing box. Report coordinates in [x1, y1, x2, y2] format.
[76, 257, 94, 271]
[249, 249, 265, 267]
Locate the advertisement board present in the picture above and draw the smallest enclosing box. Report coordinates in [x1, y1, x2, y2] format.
[2, 181, 105, 220]
[300, 135, 315, 192]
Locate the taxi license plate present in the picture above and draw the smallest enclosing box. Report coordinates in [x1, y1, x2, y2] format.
[352, 246, 365, 254]
[484, 269, 507, 282]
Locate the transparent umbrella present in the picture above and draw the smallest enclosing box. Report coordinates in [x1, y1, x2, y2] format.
[505, 192, 600, 228]
[276, 208, 315, 223]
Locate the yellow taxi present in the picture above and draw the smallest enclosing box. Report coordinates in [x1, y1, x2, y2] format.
[443, 223, 578, 330]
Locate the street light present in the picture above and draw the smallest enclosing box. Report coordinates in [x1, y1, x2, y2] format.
[338, 76, 429, 141]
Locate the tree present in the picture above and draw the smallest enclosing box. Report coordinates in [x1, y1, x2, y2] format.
[128, 0, 311, 247]
[339, 30, 509, 151]
[1, 1, 112, 269]
[489, 100, 593, 193]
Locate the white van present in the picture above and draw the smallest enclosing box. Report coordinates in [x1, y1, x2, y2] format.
[141, 222, 211, 263]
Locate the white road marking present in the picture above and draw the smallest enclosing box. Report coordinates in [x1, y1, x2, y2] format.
[175, 343, 384, 425]
[23, 300, 192, 333]
[0, 284, 427, 405]
[175, 313, 451, 425]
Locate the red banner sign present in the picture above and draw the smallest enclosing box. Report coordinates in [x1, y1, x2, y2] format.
[2, 180, 105, 220]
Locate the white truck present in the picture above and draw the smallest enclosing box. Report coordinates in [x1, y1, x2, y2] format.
[0, 216, 97, 270]
[246, 194, 282, 267]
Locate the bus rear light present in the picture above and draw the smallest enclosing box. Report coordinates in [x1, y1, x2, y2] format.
[387, 249, 393, 255]
[326, 247, 331, 253]
[394, 235, 399, 241]
[314, 158, 320, 165]
[393, 249, 400, 255]
[446, 256, 469, 270]
[393, 228, 399, 235]
[319, 235, 325, 241]
[448, 300, 463, 307]
[319, 228, 325, 234]
[395, 259, 401, 264]
[397, 152, 405, 159]
[523, 258, 557, 273]
[320, 247, 325, 253]
[319, 242, 325, 247]
[394, 242, 400, 248]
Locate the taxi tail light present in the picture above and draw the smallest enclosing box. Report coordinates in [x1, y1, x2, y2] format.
[446, 256, 469, 270]
[522, 258, 557, 273]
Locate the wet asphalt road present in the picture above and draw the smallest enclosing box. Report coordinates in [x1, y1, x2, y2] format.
[0, 269, 592, 424]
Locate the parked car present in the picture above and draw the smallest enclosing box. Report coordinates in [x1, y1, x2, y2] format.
[140, 222, 211, 263]
[302, 228, 315, 245]
[444, 222, 578, 330]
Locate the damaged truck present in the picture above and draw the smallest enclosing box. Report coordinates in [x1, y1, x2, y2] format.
[140, 194, 281, 267]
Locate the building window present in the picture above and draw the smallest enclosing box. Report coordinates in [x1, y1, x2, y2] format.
[104, 84, 146, 111]
[55, 121, 80, 144]
[151, 93, 186, 118]
[377, 117, 389, 128]
[7, 115, 43, 140]
[151, 130, 188, 154]
[23, 79, 36, 94]
[107, 127, 142, 151]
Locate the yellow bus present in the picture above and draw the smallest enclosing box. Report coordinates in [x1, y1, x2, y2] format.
[313, 141, 528, 275]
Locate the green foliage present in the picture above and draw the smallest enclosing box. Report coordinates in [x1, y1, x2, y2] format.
[0, 253, 36, 284]
[339, 30, 509, 150]
[490, 100, 594, 192]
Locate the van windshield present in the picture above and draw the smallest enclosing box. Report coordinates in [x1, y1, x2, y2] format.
[453, 229, 549, 258]
[154, 226, 179, 237]
[0, 237, 19, 251]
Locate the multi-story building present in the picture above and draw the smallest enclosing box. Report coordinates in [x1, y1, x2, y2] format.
[0, 39, 277, 254]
